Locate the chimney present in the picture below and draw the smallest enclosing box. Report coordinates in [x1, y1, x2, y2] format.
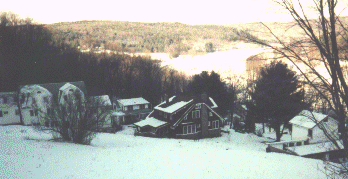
[201, 92, 208, 103]
[165, 94, 169, 104]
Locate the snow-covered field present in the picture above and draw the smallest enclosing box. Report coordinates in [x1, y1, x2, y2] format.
[0, 125, 327, 179]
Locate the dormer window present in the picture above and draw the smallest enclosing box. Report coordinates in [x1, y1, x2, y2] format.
[69, 89, 74, 92]
[133, 105, 140, 110]
[3, 97, 7, 104]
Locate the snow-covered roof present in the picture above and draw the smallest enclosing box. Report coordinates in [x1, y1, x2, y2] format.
[0, 91, 16, 96]
[134, 117, 168, 128]
[287, 141, 344, 156]
[155, 100, 193, 113]
[20, 85, 51, 95]
[241, 105, 247, 110]
[289, 110, 328, 129]
[233, 114, 240, 118]
[111, 111, 125, 116]
[209, 97, 218, 108]
[59, 83, 79, 91]
[118, 97, 149, 106]
[90, 95, 112, 106]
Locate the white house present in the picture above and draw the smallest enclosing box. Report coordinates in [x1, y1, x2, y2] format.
[112, 97, 152, 124]
[289, 110, 338, 143]
[0, 92, 21, 125]
[58, 83, 85, 106]
[20, 85, 53, 125]
[19, 81, 87, 126]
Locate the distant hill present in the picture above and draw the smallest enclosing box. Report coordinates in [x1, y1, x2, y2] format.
[45, 21, 240, 55]
[45, 17, 348, 54]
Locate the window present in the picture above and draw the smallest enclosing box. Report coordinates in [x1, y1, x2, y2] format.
[15, 109, 19, 115]
[212, 120, 219, 129]
[30, 110, 34, 116]
[37, 91, 41, 94]
[183, 124, 197, 135]
[3, 97, 7, 104]
[192, 110, 200, 119]
[133, 105, 140, 110]
[208, 121, 211, 126]
[195, 103, 201, 109]
[209, 112, 213, 117]
[69, 89, 74, 92]
[323, 118, 328, 122]
[164, 113, 167, 118]
[145, 104, 148, 109]
[4, 111, 8, 115]
[43, 97, 48, 103]
[308, 129, 313, 138]
[0, 111, 2, 117]
[63, 95, 68, 101]
[187, 125, 192, 134]
[35, 110, 38, 116]
[124, 106, 128, 111]
[159, 111, 162, 115]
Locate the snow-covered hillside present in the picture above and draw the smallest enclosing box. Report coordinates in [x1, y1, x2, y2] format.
[0, 125, 326, 179]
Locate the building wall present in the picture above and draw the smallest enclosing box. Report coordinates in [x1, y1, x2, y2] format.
[292, 118, 338, 142]
[0, 107, 21, 125]
[291, 124, 309, 141]
[21, 108, 39, 125]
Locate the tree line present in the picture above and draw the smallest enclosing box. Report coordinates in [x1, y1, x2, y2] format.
[0, 12, 234, 113]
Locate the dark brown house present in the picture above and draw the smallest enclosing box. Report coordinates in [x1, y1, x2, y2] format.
[134, 94, 224, 139]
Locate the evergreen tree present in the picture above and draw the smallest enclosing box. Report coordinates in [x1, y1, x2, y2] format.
[186, 71, 232, 115]
[250, 61, 307, 141]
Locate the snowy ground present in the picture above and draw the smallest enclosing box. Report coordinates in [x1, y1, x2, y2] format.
[256, 123, 292, 141]
[0, 125, 327, 179]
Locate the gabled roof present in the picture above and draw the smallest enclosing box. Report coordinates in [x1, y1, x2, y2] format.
[19, 81, 87, 101]
[289, 110, 328, 129]
[134, 117, 168, 128]
[117, 97, 150, 106]
[154, 94, 218, 114]
[155, 100, 193, 113]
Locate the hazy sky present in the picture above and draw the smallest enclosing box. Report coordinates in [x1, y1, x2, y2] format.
[2, 0, 348, 24]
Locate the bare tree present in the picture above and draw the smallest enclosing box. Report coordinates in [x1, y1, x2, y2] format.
[237, 0, 348, 176]
[35, 92, 110, 145]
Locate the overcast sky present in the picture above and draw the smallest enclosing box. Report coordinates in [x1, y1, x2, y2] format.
[2, 0, 348, 24]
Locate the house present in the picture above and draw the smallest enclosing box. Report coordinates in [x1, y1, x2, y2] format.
[266, 110, 342, 162]
[112, 97, 152, 124]
[0, 91, 21, 125]
[19, 81, 87, 126]
[289, 110, 338, 143]
[89, 95, 118, 132]
[234, 103, 248, 122]
[134, 93, 224, 139]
